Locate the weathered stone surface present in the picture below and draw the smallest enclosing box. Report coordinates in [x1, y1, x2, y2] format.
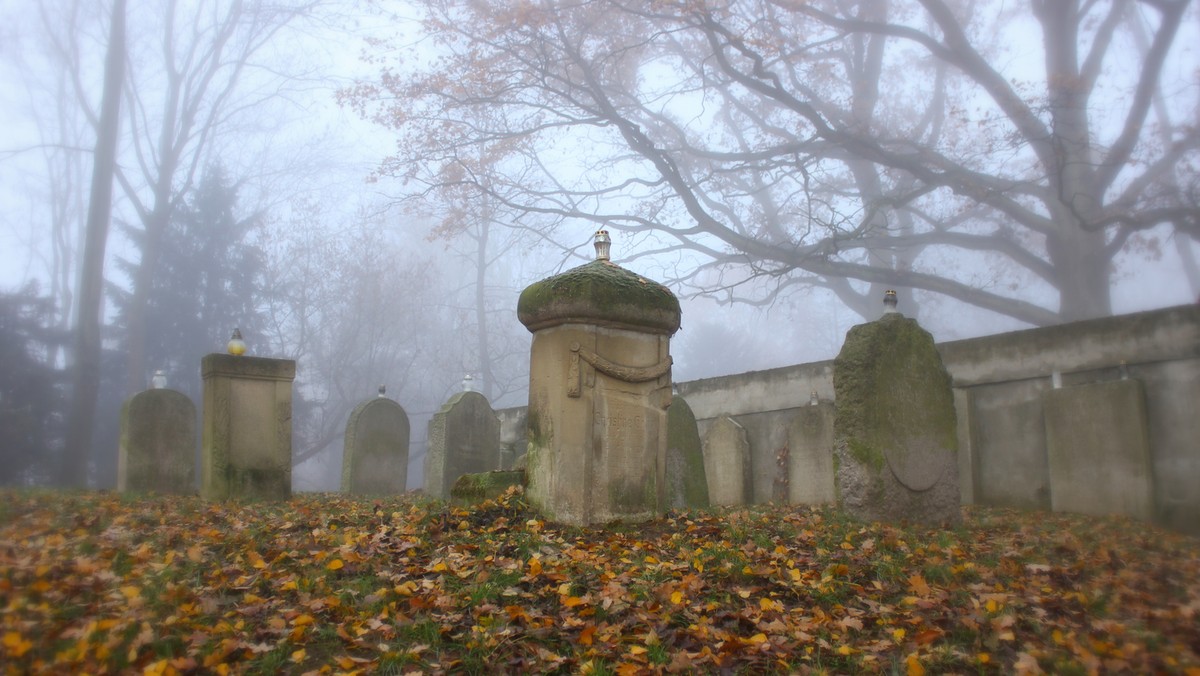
[450, 470, 526, 506]
[118, 389, 196, 494]
[664, 396, 709, 510]
[833, 314, 960, 524]
[1044, 379, 1154, 520]
[200, 354, 295, 501]
[426, 391, 500, 499]
[520, 249, 681, 526]
[342, 397, 410, 495]
[702, 416, 750, 506]
[518, 260, 681, 334]
[787, 403, 835, 504]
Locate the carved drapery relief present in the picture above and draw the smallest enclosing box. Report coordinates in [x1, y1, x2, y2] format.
[568, 342, 672, 406]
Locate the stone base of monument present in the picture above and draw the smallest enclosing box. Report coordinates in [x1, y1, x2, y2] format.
[450, 470, 527, 506]
[833, 312, 961, 525]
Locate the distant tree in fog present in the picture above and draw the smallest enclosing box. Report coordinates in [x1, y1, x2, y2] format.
[346, 0, 1200, 327]
[0, 283, 64, 485]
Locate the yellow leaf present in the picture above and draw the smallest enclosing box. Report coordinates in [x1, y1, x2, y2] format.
[748, 633, 768, 644]
[187, 546, 204, 563]
[291, 648, 306, 663]
[837, 645, 853, 655]
[628, 645, 648, 655]
[120, 586, 141, 601]
[789, 568, 802, 582]
[326, 559, 344, 571]
[562, 596, 586, 608]
[528, 558, 542, 577]
[280, 580, 298, 592]
[3, 632, 32, 657]
[394, 581, 418, 596]
[429, 561, 448, 573]
[906, 653, 925, 676]
[670, 591, 683, 605]
[293, 614, 315, 627]
[892, 628, 907, 642]
[978, 652, 991, 664]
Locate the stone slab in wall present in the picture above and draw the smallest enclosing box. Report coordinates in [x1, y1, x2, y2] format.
[833, 314, 960, 525]
[787, 403, 835, 505]
[1044, 379, 1154, 520]
[426, 391, 500, 499]
[703, 416, 750, 506]
[342, 397, 410, 495]
[665, 396, 709, 510]
[118, 389, 195, 494]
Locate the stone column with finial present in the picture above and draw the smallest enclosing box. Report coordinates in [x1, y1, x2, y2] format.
[518, 230, 681, 525]
[200, 329, 296, 500]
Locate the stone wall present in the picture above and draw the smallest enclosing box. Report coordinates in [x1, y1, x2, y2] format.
[496, 304, 1200, 533]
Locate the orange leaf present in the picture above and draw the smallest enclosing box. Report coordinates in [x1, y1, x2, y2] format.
[579, 625, 596, 646]
[326, 559, 344, 571]
[905, 652, 925, 676]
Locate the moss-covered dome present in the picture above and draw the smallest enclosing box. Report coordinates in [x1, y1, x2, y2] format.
[518, 259, 681, 334]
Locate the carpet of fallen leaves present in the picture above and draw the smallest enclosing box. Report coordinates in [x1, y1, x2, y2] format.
[1, 488, 1198, 675]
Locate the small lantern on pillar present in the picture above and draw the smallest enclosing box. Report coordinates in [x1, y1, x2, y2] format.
[227, 328, 247, 356]
[594, 230, 612, 261]
[378, 384, 387, 398]
[151, 369, 168, 389]
[883, 289, 898, 314]
[462, 374, 475, 392]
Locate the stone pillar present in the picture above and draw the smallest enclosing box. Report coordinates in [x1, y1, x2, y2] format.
[425, 391, 500, 499]
[518, 231, 681, 525]
[665, 396, 709, 510]
[787, 402, 835, 505]
[200, 354, 296, 501]
[342, 396, 410, 495]
[702, 416, 751, 506]
[118, 388, 196, 493]
[832, 292, 960, 524]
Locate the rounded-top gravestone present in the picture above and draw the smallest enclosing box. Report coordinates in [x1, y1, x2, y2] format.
[342, 396, 410, 495]
[118, 388, 196, 494]
[832, 293, 960, 524]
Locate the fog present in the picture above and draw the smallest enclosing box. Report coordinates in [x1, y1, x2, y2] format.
[1, 0, 1197, 489]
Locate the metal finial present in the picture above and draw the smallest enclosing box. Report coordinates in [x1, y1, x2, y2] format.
[594, 230, 611, 261]
[378, 384, 387, 398]
[227, 328, 247, 356]
[883, 289, 898, 314]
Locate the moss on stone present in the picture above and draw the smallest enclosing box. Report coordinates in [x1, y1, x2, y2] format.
[518, 260, 681, 334]
[833, 315, 958, 463]
[847, 438, 886, 474]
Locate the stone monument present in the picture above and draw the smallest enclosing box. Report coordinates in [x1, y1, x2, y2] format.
[425, 390, 501, 499]
[200, 350, 296, 501]
[832, 291, 960, 524]
[702, 416, 751, 506]
[118, 387, 196, 493]
[664, 395, 709, 510]
[342, 386, 411, 495]
[518, 230, 681, 525]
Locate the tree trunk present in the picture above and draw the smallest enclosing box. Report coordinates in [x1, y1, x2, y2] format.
[62, 0, 125, 487]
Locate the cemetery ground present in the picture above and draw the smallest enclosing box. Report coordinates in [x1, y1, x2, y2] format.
[1, 489, 1197, 675]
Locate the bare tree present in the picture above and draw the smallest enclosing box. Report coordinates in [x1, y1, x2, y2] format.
[61, 0, 125, 487]
[346, 0, 1200, 326]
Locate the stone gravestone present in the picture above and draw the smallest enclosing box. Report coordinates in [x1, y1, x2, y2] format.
[787, 402, 836, 504]
[832, 293, 960, 524]
[518, 230, 681, 525]
[664, 396, 709, 510]
[201, 353, 296, 501]
[342, 393, 410, 495]
[1044, 379, 1154, 520]
[425, 391, 501, 499]
[118, 388, 196, 493]
[702, 416, 751, 506]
